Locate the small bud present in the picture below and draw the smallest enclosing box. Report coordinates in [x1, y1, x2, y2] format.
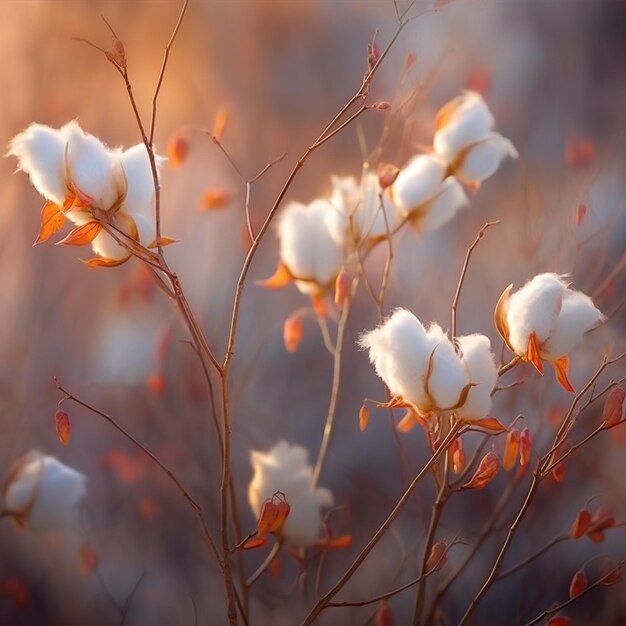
[283, 313, 304, 354]
[461, 451, 500, 490]
[426, 541, 448, 572]
[570, 509, 591, 539]
[378, 163, 400, 190]
[55, 410, 71, 445]
[376, 600, 393, 626]
[519, 427, 531, 466]
[367, 42, 381, 71]
[372, 101, 392, 111]
[105, 37, 126, 69]
[359, 405, 370, 432]
[602, 387, 625, 429]
[502, 429, 520, 471]
[569, 569, 587, 599]
[334, 270, 351, 310]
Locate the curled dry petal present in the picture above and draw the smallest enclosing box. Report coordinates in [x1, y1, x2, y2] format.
[569, 569, 587, 599]
[602, 387, 626, 428]
[570, 509, 591, 539]
[54, 410, 71, 446]
[461, 451, 500, 490]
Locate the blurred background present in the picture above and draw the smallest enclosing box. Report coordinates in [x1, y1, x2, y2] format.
[0, 0, 624, 624]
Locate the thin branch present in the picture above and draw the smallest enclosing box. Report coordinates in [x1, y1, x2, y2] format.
[451, 221, 499, 337]
[246, 541, 282, 587]
[497, 534, 569, 580]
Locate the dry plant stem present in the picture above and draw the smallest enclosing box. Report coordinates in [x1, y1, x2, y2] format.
[451, 221, 499, 337]
[496, 534, 569, 580]
[521, 561, 626, 626]
[412, 428, 452, 626]
[311, 279, 357, 487]
[458, 355, 624, 625]
[424, 477, 518, 625]
[54, 380, 223, 570]
[300, 423, 462, 626]
[498, 355, 522, 377]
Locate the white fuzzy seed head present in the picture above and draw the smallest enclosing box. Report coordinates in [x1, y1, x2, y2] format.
[455, 132, 518, 187]
[3, 451, 87, 532]
[248, 441, 333, 548]
[417, 177, 468, 232]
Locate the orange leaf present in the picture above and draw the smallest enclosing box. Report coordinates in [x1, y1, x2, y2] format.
[213, 106, 229, 142]
[334, 270, 351, 310]
[546, 616, 572, 626]
[461, 451, 500, 490]
[199, 188, 233, 211]
[243, 536, 268, 550]
[79, 544, 99, 576]
[139, 495, 157, 519]
[466, 417, 508, 433]
[376, 601, 393, 626]
[397, 409, 426, 432]
[256, 262, 293, 289]
[450, 437, 465, 474]
[602, 387, 625, 428]
[552, 356, 575, 393]
[575, 204, 587, 226]
[600, 559, 622, 585]
[57, 221, 102, 246]
[311, 294, 327, 317]
[315, 534, 352, 550]
[377, 163, 400, 190]
[148, 235, 179, 249]
[526, 332, 544, 374]
[268, 554, 282, 578]
[359, 405, 370, 432]
[146, 372, 167, 394]
[426, 540, 447, 572]
[283, 313, 303, 354]
[570, 509, 591, 539]
[33, 201, 65, 246]
[569, 570, 587, 599]
[167, 133, 189, 168]
[54, 410, 71, 445]
[502, 429, 520, 471]
[84, 256, 129, 269]
[519, 427, 531, 466]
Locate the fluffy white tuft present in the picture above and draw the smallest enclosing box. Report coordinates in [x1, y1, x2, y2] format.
[119, 144, 162, 221]
[248, 441, 333, 547]
[456, 334, 498, 420]
[391, 155, 447, 218]
[455, 133, 518, 186]
[418, 177, 468, 232]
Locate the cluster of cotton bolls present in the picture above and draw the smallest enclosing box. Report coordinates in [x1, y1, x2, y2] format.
[8, 121, 164, 265]
[261, 91, 517, 306]
[360, 309, 498, 421]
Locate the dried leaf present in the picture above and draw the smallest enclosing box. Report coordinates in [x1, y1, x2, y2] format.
[359, 405, 370, 432]
[466, 417, 508, 433]
[283, 313, 304, 354]
[570, 509, 591, 540]
[33, 201, 65, 246]
[199, 188, 233, 211]
[84, 256, 129, 269]
[376, 600, 393, 626]
[334, 270, 351, 309]
[519, 427, 531, 466]
[602, 387, 626, 428]
[256, 262, 293, 288]
[54, 410, 71, 445]
[461, 451, 500, 490]
[242, 536, 268, 550]
[546, 616, 572, 626]
[600, 559, 622, 585]
[315, 534, 352, 550]
[167, 133, 189, 167]
[575, 204, 587, 226]
[503, 429, 520, 471]
[426, 541, 448, 572]
[148, 235, 179, 248]
[146, 372, 167, 394]
[494, 284, 514, 351]
[57, 221, 102, 246]
[569, 570, 587, 599]
[213, 106, 229, 142]
[451, 437, 466, 474]
[79, 544, 99, 576]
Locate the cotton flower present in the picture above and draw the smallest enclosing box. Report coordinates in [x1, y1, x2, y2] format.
[433, 91, 517, 189]
[248, 441, 333, 548]
[390, 154, 467, 231]
[360, 309, 495, 419]
[325, 172, 397, 246]
[2, 451, 86, 531]
[258, 199, 344, 312]
[8, 121, 165, 265]
[495, 273, 605, 391]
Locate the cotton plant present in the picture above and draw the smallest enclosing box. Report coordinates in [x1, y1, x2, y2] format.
[433, 90, 518, 190]
[8, 121, 170, 267]
[325, 172, 398, 247]
[495, 273, 605, 392]
[359, 308, 498, 428]
[258, 198, 344, 314]
[389, 154, 468, 231]
[1, 451, 86, 531]
[248, 441, 333, 548]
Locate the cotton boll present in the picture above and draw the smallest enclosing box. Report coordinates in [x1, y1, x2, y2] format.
[62, 121, 121, 211]
[119, 144, 162, 221]
[248, 442, 333, 548]
[425, 324, 470, 410]
[359, 309, 432, 407]
[326, 176, 360, 245]
[134, 213, 156, 248]
[433, 91, 495, 162]
[3, 451, 86, 532]
[418, 177, 468, 232]
[90, 229, 129, 261]
[455, 133, 518, 186]
[278, 200, 343, 294]
[506, 273, 567, 355]
[456, 334, 498, 420]
[391, 155, 447, 218]
[542, 290, 605, 359]
[359, 173, 397, 240]
[8, 123, 68, 205]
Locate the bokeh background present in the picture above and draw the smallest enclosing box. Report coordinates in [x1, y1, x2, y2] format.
[0, 0, 624, 624]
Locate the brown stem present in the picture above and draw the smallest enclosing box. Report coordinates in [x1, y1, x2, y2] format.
[496, 534, 569, 580]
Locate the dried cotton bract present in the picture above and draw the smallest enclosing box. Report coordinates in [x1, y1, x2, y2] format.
[390, 154, 467, 232]
[359, 309, 497, 420]
[2, 451, 86, 531]
[495, 273, 605, 391]
[433, 91, 518, 189]
[8, 121, 166, 266]
[248, 441, 333, 548]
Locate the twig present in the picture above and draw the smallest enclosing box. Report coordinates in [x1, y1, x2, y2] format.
[120, 569, 147, 626]
[497, 533, 569, 580]
[246, 541, 282, 587]
[451, 221, 499, 337]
